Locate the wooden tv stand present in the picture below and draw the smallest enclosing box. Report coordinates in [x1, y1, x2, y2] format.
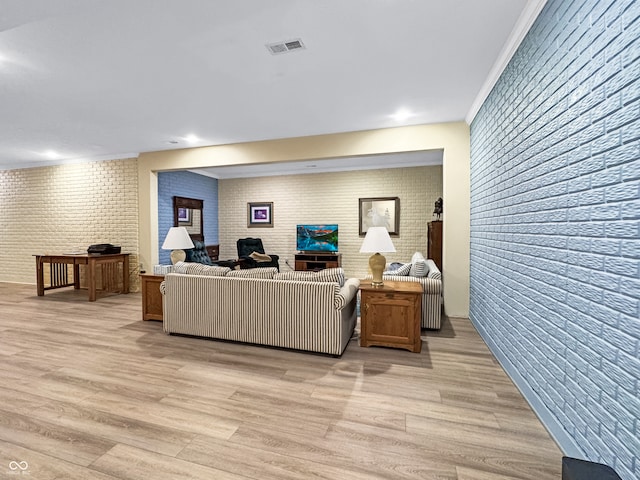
[295, 253, 341, 271]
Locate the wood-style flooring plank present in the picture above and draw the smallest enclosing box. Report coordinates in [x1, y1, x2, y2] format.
[227, 423, 458, 480]
[310, 384, 442, 414]
[0, 282, 564, 479]
[77, 391, 240, 440]
[405, 414, 561, 458]
[29, 400, 196, 456]
[91, 444, 250, 480]
[179, 434, 391, 480]
[456, 466, 525, 480]
[0, 441, 121, 480]
[0, 407, 115, 466]
[324, 420, 559, 480]
[160, 390, 332, 438]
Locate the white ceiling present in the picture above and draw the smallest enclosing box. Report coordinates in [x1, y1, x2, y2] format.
[0, 0, 544, 172]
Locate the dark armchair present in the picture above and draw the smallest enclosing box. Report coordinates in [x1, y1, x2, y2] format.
[185, 240, 214, 265]
[236, 238, 280, 271]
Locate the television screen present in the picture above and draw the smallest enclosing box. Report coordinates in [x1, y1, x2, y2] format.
[297, 224, 338, 252]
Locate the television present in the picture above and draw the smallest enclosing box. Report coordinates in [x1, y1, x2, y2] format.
[296, 224, 338, 253]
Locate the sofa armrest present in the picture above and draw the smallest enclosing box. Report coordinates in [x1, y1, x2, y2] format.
[238, 255, 257, 268]
[334, 278, 360, 310]
[419, 278, 442, 294]
[159, 280, 166, 295]
[378, 274, 442, 294]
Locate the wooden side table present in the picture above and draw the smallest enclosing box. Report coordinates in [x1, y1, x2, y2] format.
[359, 280, 422, 353]
[205, 244, 219, 262]
[141, 274, 164, 321]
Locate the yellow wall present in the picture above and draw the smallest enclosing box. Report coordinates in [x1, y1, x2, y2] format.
[0, 158, 141, 291]
[138, 122, 470, 317]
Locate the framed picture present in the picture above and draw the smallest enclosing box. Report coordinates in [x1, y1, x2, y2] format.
[359, 197, 400, 236]
[177, 207, 192, 226]
[247, 202, 274, 228]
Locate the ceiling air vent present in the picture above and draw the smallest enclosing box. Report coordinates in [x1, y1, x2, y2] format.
[266, 38, 305, 55]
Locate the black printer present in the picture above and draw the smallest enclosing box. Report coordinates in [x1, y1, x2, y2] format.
[87, 244, 122, 254]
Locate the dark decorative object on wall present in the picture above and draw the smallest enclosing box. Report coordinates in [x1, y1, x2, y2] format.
[433, 197, 443, 220]
[173, 196, 204, 241]
[247, 202, 274, 228]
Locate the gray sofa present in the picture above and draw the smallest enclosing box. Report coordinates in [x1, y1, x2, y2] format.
[161, 264, 359, 356]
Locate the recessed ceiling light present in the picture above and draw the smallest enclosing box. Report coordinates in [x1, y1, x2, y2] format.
[43, 150, 61, 159]
[184, 134, 199, 144]
[390, 109, 413, 122]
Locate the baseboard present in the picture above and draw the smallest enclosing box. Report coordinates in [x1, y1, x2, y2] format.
[469, 315, 585, 459]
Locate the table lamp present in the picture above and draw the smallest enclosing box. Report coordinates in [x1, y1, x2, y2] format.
[359, 226, 396, 287]
[161, 227, 195, 264]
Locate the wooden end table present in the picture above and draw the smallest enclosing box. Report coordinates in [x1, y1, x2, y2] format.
[359, 280, 422, 353]
[141, 274, 164, 321]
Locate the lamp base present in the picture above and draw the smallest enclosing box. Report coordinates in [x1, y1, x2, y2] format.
[170, 249, 186, 264]
[369, 252, 386, 287]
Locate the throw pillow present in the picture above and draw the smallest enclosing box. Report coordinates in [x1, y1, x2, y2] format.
[226, 267, 278, 279]
[316, 268, 345, 286]
[173, 262, 230, 276]
[384, 263, 412, 276]
[274, 267, 345, 286]
[409, 251, 429, 277]
[249, 251, 272, 262]
[427, 268, 442, 280]
[411, 251, 425, 263]
[410, 259, 429, 277]
[274, 271, 314, 281]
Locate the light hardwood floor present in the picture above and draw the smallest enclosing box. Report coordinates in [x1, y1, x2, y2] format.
[0, 282, 563, 479]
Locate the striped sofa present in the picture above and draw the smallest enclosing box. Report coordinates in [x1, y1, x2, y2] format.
[370, 259, 443, 329]
[161, 269, 359, 356]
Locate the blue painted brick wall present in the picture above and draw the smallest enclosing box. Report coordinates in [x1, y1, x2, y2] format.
[157, 171, 218, 265]
[470, 1, 639, 479]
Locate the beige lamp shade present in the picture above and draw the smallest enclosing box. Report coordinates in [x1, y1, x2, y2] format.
[360, 227, 396, 286]
[161, 227, 195, 264]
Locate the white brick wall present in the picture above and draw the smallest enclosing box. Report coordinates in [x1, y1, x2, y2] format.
[219, 166, 442, 278]
[0, 158, 141, 291]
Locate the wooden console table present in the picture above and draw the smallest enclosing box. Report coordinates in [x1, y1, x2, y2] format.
[34, 253, 130, 302]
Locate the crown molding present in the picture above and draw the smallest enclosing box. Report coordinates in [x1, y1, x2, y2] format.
[465, 0, 548, 125]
